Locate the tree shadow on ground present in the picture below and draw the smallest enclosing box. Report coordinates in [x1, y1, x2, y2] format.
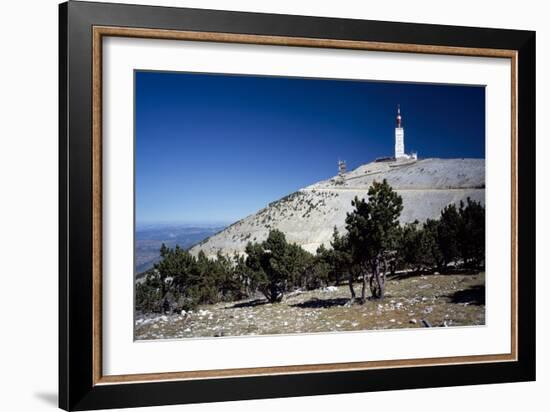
[388, 271, 426, 281]
[290, 297, 349, 309]
[227, 299, 268, 309]
[389, 268, 483, 282]
[447, 285, 485, 305]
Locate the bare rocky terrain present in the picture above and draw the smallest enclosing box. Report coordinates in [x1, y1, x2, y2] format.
[190, 158, 484, 257]
[135, 271, 485, 340]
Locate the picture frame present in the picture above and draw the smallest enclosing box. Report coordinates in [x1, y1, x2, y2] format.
[59, 1, 536, 410]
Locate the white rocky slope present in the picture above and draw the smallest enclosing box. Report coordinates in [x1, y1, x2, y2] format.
[190, 158, 485, 257]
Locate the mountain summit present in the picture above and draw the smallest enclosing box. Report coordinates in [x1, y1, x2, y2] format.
[190, 158, 485, 258]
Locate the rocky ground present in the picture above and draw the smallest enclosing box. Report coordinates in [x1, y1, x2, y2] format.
[135, 271, 485, 340]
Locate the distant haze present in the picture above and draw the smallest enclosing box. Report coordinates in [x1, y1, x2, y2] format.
[135, 224, 225, 274]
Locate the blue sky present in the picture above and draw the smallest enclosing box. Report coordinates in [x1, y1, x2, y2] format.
[135, 71, 485, 225]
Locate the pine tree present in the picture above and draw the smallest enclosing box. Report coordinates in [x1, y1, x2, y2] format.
[421, 219, 445, 271]
[345, 179, 403, 300]
[398, 221, 424, 273]
[458, 198, 485, 268]
[437, 204, 461, 269]
[244, 230, 301, 303]
[330, 227, 360, 302]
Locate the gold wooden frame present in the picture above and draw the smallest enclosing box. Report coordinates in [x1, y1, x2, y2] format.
[92, 26, 518, 386]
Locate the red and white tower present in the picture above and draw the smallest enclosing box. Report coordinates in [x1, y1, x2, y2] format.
[394, 105, 405, 159]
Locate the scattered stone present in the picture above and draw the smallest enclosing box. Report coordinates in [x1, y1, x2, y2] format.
[409, 318, 417, 324]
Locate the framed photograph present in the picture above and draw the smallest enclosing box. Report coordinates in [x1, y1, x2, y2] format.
[59, 1, 535, 410]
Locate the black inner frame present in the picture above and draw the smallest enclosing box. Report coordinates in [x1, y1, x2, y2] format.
[59, 1, 536, 411]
